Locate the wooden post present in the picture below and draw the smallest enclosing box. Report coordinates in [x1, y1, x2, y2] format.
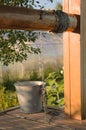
[63, 0, 86, 120]
[81, 0, 86, 119]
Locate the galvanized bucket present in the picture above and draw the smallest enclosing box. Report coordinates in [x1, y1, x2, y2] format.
[14, 81, 44, 113]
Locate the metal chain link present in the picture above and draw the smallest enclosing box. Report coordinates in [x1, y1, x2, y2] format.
[39, 32, 49, 123]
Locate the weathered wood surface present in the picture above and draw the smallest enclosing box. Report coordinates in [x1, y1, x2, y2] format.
[63, 0, 86, 120]
[0, 107, 86, 130]
[0, 5, 78, 33]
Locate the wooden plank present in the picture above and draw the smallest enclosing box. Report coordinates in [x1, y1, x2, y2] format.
[0, 108, 86, 129]
[63, 0, 71, 118]
[63, 0, 81, 120]
[81, 0, 86, 119]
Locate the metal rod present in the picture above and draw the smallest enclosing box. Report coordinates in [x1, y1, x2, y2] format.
[0, 5, 79, 33]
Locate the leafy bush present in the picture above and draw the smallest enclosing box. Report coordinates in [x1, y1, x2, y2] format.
[2, 75, 15, 91]
[44, 66, 57, 78]
[0, 74, 19, 111]
[29, 70, 41, 81]
[45, 68, 64, 108]
[0, 86, 18, 111]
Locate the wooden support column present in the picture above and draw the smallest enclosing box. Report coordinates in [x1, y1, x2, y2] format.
[63, 0, 81, 120]
[63, 0, 86, 120]
[81, 0, 86, 119]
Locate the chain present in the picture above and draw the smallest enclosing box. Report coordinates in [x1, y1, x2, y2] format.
[39, 32, 49, 123]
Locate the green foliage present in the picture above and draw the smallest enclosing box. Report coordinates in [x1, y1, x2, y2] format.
[0, 66, 64, 111]
[0, 86, 18, 111]
[0, 30, 40, 66]
[44, 66, 56, 78]
[56, 2, 63, 10]
[45, 68, 64, 108]
[0, 74, 18, 110]
[0, 0, 33, 7]
[29, 70, 41, 81]
[2, 74, 15, 91]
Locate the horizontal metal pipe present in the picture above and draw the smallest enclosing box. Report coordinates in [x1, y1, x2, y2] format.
[0, 5, 79, 33]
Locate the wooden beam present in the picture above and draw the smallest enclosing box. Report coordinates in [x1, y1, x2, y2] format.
[0, 5, 79, 33]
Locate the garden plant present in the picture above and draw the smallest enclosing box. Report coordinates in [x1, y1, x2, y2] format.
[45, 68, 64, 108]
[0, 67, 64, 111]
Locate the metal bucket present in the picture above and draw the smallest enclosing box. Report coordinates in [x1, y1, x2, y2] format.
[14, 81, 44, 113]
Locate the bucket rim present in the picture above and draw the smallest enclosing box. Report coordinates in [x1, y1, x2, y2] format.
[14, 81, 45, 87]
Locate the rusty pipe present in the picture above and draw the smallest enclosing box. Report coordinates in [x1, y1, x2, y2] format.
[0, 5, 79, 33]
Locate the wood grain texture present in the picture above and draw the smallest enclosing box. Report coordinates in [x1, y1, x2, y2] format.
[0, 5, 78, 32]
[81, 0, 86, 119]
[63, 0, 81, 120]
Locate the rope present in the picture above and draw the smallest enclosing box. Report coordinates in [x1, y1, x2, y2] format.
[53, 10, 69, 33]
[39, 32, 49, 123]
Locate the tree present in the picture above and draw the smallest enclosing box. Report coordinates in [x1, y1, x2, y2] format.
[0, 0, 53, 65]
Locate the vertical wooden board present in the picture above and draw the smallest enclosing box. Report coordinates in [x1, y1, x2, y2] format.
[69, 0, 81, 119]
[63, 32, 71, 116]
[63, 0, 71, 117]
[70, 33, 81, 119]
[81, 0, 86, 119]
[68, 0, 80, 14]
[63, 0, 81, 119]
[63, 0, 69, 13]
